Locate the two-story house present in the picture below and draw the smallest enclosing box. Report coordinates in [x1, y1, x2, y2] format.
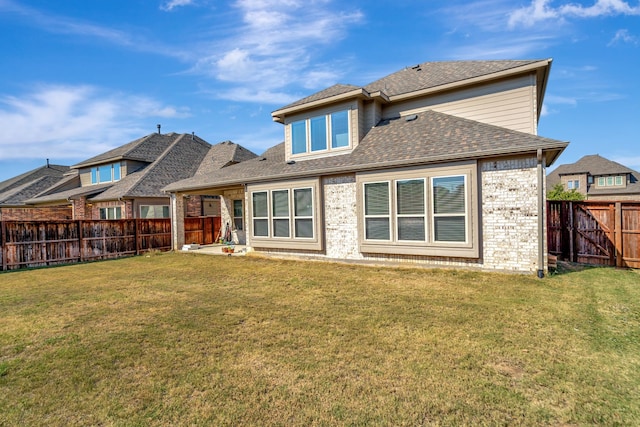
[165, 59, 569, 274]
[27, 130, 257, 220]
[547, 154, 640, 201]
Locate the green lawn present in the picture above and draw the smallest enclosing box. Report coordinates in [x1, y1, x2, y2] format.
[1, 253, 639, 426]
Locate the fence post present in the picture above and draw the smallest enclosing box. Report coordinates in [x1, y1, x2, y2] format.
[568, 202, 575, 262]
[135, 219, 140, 255]
[615, 202, 623, 267]
[78, 220, 84, 263]
[1, 220, 6, 271]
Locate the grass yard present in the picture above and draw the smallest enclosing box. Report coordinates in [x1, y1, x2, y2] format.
[1, 253, 639, 426]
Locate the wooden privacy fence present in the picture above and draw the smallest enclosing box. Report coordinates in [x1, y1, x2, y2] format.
[547, 201, 640, 268]
[1, 219, 172, 271]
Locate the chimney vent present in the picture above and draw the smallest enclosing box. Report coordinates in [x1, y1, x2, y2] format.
[191, 131, 195, 140]
[157, 124, 161, 134]
[46, 158, 50, 168]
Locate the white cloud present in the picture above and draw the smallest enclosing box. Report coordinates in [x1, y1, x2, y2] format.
[0, 85, 191, 160]
[509, 0, 640, 28]
[160, 0, 195, 11]
[192, 0, 363, 103]
[608, 28, 639, 45]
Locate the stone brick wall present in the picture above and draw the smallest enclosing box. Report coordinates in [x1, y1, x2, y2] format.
[322, 175, 362, 259]
[0, 207, 72, 221]
[480, 156, 540, 272]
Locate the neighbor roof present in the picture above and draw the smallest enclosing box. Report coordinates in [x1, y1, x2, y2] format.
[547, 154, 640, 196]
[165, 109, 568, 193]
[0, 164, 70, 206]
[72, 132, 180, 169]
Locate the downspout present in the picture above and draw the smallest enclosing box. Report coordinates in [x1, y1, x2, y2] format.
[537, 148, 545, 278]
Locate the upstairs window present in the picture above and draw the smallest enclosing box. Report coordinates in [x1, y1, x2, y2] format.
[290, 110, 350, 156]
[597, 175, 625, 187]
[91, 162, 122, 184]
[567, 180, 579, 190]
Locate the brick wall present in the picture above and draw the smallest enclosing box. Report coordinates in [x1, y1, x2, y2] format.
[480, 156, 540, 272]
[186, 195, 203, 217]
[323, 175, 361, 259]
[0, 207, 73, 221]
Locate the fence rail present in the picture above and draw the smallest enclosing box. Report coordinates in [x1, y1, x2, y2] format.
[1, 219, 172, 271]
[547, 200, 640, 269]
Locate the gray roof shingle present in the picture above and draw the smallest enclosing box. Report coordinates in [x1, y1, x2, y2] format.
[274, 60, 545, 113]
[165, 109, 568, 193]
[0, 164, 70, 206]
[72, 133, 178, 168]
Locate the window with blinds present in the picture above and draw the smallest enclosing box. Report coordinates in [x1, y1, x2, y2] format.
[250, 186, 316, 241]
[359, 166, 474, 257]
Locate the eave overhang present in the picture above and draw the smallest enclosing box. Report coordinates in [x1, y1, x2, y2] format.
[271, 88, 373, 123]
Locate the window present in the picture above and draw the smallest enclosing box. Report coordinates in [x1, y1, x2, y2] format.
[358, 163, 477, 258]
[140, 205, 169, 218]
[233, 200, 243, 231]
[100, 206, 122, 220]
[598, 175, 625, 187]
[248, 179, 322, 250]
[364, 182, 390, 240]
[567, 180, 579, 190]
[91, 162, 122, 184]
[432, 176, 466, 242]
[289, 110, 350, 155]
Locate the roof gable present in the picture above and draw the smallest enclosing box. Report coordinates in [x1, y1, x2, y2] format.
[72, 133, 177, 169]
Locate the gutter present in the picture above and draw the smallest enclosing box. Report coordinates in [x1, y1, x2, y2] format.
[537, 148, 545, 278]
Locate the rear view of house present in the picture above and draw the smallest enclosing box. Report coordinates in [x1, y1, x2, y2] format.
[166, 59, 568, 274]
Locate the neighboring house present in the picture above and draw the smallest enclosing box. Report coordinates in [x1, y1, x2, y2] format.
[547, 154, 640, 201]
[27, 131, 256, 220]
[0, 162, 72, 220]
[165, 59, 568, 274]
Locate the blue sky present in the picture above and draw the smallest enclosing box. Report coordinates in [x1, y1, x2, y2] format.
[0, 0, 639, 182]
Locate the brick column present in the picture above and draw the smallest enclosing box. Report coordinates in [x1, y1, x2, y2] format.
[171, 193, 185, 250]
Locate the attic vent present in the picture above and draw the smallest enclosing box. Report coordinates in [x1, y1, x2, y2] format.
[260, 157, 267, 161]
[405, 114, 418, 122]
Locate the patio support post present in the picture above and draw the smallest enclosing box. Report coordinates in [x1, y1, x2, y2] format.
[171, 193, 185, 250]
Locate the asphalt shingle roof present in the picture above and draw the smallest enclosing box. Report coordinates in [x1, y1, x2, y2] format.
[72, 133, 178, 168]
[0, 164, 70, 206]
[90, 134, 213, 201]
[165, 109, 567, 193]
[275, 60, 545, 112]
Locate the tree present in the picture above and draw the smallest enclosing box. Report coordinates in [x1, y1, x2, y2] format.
[546, 183, 585, 201]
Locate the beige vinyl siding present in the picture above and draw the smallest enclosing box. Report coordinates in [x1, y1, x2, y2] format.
[382, 74, 537, 134]
[78, 168, 93, 187]
[361, 100, 383, 139]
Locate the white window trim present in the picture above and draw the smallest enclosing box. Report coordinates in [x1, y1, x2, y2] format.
[289, 109, 351, 158]
[357, 162, 478, 258]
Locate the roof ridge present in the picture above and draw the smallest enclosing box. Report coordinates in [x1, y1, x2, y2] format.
[123, 133, 187, 196]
